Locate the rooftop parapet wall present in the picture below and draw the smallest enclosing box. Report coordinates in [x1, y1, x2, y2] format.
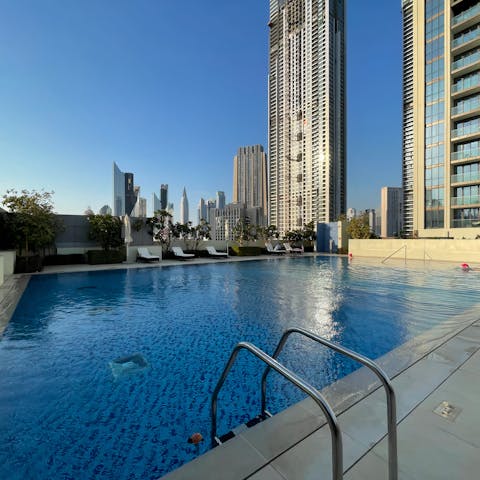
[349, 239, 480, 263]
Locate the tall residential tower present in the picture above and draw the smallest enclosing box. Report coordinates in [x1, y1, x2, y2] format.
[402, 0, 480, 237]
[233, 145, 268, 223]
[268, 0, 346, 234]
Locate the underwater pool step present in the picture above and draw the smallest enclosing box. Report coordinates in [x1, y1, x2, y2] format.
[216, 413, 271, 445]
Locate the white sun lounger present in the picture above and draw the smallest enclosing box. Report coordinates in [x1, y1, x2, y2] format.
[137, 247, 160, 262]
[206, 246, 228, 257]
[265, 242, 286, 254]
[172, 246, 195, 259]
[284, 242, 304, 254]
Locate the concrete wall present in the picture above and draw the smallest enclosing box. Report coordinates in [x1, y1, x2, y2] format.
[56, 215, 97, 250]
[349, 239, 480, 263]
[0, 256, 3, 286]
[0, 251, 15, 275]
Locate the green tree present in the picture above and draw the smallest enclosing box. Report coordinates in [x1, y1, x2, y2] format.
[258, 224, 279, 240]
[284, 230, 304, 242]
[1, 189, 61, 255]
[148, 210, 177, 252]
[302, 220, 317, 241]
[87, 214, 123, 251]
[346, 213, 373, 239]
[232, 218, 258, 245]
[191, 219, 211, 250]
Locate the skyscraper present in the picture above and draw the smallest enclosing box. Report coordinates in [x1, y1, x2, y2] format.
[402, 0, 480, 237]
[112, 162, 136, 216]
[381, 187, 403, 238]
[216, 191, 226, 210]
[268, 0, 346, 234]
[180, 187, 189, 225]
[152, 193, 161, 215]
[198, 198, 207, 224]
[233, 145, 267, 223]
[160, 184, 168, 210]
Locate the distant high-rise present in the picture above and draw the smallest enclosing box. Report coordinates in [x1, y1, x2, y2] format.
[402, 0, 480, 237]
[160, 184, 168, 210]
[132, 187, 147, 217]
[366, 209, 376, 235]
[346, 208, 356, 221]
[206, 199, 216, 224]
[216, 191, 226, 210]
[233, 145, 267, 223]
[198, 198, 207, 224]
[381, 187, 403, 238]
[113, 162, 136, 216]
[268, 0, 346, 234]
[180, 187, 189, 224]
[152, 193, 161, 215]
[99, 205, 112, 215]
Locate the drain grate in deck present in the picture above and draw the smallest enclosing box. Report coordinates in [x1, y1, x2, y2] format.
[433, 401, 462, 422]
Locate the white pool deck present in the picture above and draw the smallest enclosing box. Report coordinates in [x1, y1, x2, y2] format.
[1, 254, 479, 479]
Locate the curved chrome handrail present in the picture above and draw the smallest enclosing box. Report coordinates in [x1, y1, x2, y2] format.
[261, 327, 397, 480]
[211, 341, 343, 480]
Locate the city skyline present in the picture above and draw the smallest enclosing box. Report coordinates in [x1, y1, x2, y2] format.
[0, 1, 402, 219]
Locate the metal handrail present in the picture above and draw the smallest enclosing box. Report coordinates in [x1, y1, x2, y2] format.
[260, 327, 397, 480]
[381, 244, 407, 264]
[211, 341, 343, 480]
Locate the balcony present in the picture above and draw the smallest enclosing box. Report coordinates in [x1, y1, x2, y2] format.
[451, 171, 480, 184]
[452, 4, 480, 32]
[451, 218, 480, 228]
[451, 148, 480, 162]
[451, 121, 480, 140]
[451, 50, 480, 75]
[451, 96, 480, 118]
[452, 25, 480, 54]
[452, 72, 480, 97]
[451, 195, 480, 206]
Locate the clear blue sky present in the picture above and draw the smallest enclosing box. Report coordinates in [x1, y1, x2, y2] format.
[0, 0, 402, 220]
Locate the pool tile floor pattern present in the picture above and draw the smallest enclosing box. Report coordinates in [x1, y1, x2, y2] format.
[161, 320, 480, 480]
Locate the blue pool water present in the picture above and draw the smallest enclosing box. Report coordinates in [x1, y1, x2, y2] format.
[1, 256, 479, 479]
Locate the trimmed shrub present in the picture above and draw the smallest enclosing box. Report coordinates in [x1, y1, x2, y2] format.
[44, 254, 86, 266]
[14, 255, 43, 273]
[230, 246, 263, 256]
[87, 249, 125, 265]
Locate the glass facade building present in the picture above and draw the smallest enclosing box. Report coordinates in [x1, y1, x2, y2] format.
[402, 0, 480, 237]
[112, 162, 136, 217]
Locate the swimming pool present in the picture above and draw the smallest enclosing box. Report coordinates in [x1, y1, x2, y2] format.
[1, 256, 479, 479]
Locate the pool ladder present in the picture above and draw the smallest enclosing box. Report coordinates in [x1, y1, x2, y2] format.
[211, 327, 398, 480]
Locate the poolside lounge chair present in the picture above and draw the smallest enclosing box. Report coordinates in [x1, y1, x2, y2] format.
[172, 246, 195, 260]
[284, 242, 304, 254]
[137, 247, 160, 262]
[265, 242, 286, 254]
[206, 246, 228, 258]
